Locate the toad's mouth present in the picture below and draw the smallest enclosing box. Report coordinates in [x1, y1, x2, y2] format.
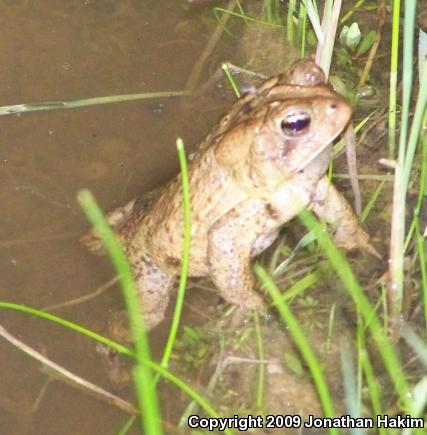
[294, 143, 331, 173]
[293, 129, 344, 173]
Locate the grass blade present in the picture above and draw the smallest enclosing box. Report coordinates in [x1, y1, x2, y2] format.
[0, 300, 229, 431]
[158, 139, 191, 371]
[0, 91, 188, 115]
[299, 211, 410, 409]
[77, 190, 162, 435]
[255, 265, 338, 434]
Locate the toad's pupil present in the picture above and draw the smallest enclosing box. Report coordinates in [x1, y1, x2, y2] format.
[281, 113, 310, 135]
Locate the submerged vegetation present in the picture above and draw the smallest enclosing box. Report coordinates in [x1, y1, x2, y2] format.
[0, 1, 426, 434]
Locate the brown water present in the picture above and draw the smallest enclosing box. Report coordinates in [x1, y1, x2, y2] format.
[0, 1, 228, 434]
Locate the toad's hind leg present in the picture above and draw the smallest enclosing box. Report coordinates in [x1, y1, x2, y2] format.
[132, 256, 175, 331]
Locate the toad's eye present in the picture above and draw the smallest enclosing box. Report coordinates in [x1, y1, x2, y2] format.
[280, 111, 311, 136]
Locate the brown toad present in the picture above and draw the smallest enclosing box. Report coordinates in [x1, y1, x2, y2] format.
[82, 60, 378, 330]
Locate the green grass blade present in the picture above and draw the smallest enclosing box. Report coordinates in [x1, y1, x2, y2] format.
[358, 329, 386, 435]
[214, 7, 283, 28]
[402, 57, 427, 191]
[77, 190, 162, 435]
[0, 301, 228, 429]
[158, 139, 191, 371]
[299, 3, 307, 58]
[299, 210, 410, 410]
[272, 231, 316, 277]
[264, 0, 273, 23]
[389, 5, 424, 320]
[416, 220, 427, 333]
[303, 0, 323, 43]
[268, 270, 321, 307]
[222, 63, 241, 98]
[287, 0, 296, 43]
[388, 0, 400, 156]
[0, 301, 134, 356]
[398, 1, 416, 162]
[400, 329, 427, 425]
[340, 341, 364, 435]
[255, 265, 338, 434]
[360, 179, 387, 223]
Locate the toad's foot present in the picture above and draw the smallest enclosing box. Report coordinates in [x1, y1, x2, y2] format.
[333, 220, 381, 259]
[313, 177, 381, 259]
[80, 199, 136, 255]
[96, 341, 131, 389]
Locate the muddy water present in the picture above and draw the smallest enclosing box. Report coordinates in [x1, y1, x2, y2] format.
[0, 1, 229, 434]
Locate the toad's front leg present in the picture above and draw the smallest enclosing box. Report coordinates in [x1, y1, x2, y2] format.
[207, 200, 279, 312]
[312, 176, 380, 258]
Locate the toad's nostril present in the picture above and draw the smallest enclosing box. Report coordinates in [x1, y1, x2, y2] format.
[330, 103, 337, 109]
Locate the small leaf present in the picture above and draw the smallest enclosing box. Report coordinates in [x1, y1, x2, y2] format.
[345, 22, 362, 51]
[356, 30, 377, 56]
[339, 25, 350, 46]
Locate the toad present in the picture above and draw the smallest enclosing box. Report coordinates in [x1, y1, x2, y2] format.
[82, 60, 378, 330]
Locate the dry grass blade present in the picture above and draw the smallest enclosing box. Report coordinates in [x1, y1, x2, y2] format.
[0, 91, 189, 115]
[315, 0, 342, 78]
[0, 324, 139, 415]
[344, 124, 362, 214]
[357, 0, 386, 87]
[184, 0, 236, 93]
[42, 276, 119, 311]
